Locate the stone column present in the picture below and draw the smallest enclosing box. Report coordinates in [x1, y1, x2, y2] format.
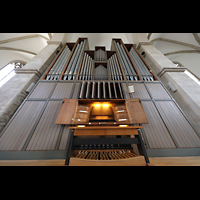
[0, 42, 62, 133]
[138, 43, 200, 133]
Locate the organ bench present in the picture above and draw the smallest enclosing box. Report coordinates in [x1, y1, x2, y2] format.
[65, 126, 152, 166]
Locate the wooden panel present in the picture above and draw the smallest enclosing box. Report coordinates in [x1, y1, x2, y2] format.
[70, 126, 142, 130]
[28, 82, 55, 99]
[2, 157, 200, 166]
[26, 101, 62, 151]
[146, 83, 171, 99]
[69, 156, 146, 166]
[50, 83, 73, 99]
[141, 101, 176, 149]
[0, 160, 66, 166]
[156, 101, 200, 148]
[126, 98, 149, 124]
[149, 156, 200, 166]
[55, 99, 77, 124]
[74, 128, 138, 136]
[0, 101, 45, 151]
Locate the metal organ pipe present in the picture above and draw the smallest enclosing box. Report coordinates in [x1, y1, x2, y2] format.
[129, 47, 154, 81]
[113, 40, 138, 81]
[46, 45, 71, 80]
[116, 42, 133, 80]
[96, 49, 106, 61]
[113, 54, 123, 80]
[110, 56, 117, 80]
[79, 53, 94, 80]
[120, 44, 137, 80]
[73, 41, 86, 80]
[111, 55, 120, 80]
[108, 54, 123, 81]
[79, 81, 124, 99]
[129, 49, 146, 80]
[113, 41, 129, 80]
[64, 43, 80, 80]
[63, 39, 86, 80]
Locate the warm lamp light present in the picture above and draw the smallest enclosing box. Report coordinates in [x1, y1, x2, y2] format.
[119, 125, 128, 127]
[94, 104, 101, 107]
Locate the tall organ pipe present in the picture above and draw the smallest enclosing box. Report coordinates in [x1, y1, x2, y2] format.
[46, 45, 71, 80]
[79, 53, 94, 80]
[113, 41, 129, 80]
[113, 54, 123, 80]
[63, 40, 86, 80]
[79, 53, 86, 80]
[113, 40, 138, 81]
[120, 44, 137, 77]
[117, 43, 133, 80]
[67, 41, 84, 80]
[73, 40, 86, 79]
[129, 47, 154, 81]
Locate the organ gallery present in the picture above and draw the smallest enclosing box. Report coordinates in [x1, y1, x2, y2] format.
[0, 37, 199, 166]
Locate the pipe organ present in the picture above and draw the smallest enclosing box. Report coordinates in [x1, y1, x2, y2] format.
[0, 37, 200, 166]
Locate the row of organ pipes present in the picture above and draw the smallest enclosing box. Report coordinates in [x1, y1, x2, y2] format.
[45, 38, 154, 82]
[95, 49, 106, 61]
[129, 47, 154, 81]
[108, 53, 123, 80]
[79, 53, 94, 80]
[63, 40, 86, 80]
[79, 81, 123, 99]
[46, 45, 71, 80]
[113, 40, 138, 81]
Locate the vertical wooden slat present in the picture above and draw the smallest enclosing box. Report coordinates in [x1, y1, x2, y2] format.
[141, 101, 176, 149]
[156, 101, 200, 148]
[50, 83, 73, 99]
[0, 101, 45, 150]
[146, 83, 171, 99]
[129, 83, 151, 99]
[28, 82, 55, 99]
[26, 101, 63, 151]
[58, 126, 70, 150]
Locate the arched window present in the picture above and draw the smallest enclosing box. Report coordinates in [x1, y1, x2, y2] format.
[0, 61, 26, 88]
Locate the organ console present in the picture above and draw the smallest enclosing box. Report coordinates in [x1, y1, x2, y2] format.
[55, 98, 151, 166]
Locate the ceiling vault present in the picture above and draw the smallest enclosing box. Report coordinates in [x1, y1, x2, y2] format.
[164, 50, 200, 56]
[0, 34, 49, 45]
[151, 37, 200, 51]
[147, 33, 152, 40]
[192, 33, 200, 46]
[0, 47, 36, 55]
[48, 33, 52, 39]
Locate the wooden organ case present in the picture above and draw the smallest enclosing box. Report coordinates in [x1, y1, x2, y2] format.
[51, 38, 154, 165]
[1, 37, 199, 165]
